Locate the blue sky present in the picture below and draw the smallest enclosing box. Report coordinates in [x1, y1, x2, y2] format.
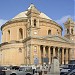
[0, 0, 75, 43]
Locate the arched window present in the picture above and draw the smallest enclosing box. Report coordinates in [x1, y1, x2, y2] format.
[19, 28, 23, 39]
[71, 28, 73, 34]
[8, 30, 10, 41]
[67, 29, 69, 34]
[48, 30, 51, 35]
[34, 19, 36, 27]
[57, 29, 60, 35]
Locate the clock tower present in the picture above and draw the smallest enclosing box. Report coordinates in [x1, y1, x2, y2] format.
[26, 4, 40, 37]
[64, 18, 75, 42]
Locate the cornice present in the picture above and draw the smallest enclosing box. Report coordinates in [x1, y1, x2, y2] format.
[0, 41, 23, 47]
[26, 36, 75, 44]
[1, 16, 63, 32]
[1, 18, 27, 30]
[39, 18, 63, 31]
[23, 37, 31, 42]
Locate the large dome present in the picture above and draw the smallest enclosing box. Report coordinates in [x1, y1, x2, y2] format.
[12, 11, 28, 19]
[1, 4, 63, 31]
[12, 4, 52, 20]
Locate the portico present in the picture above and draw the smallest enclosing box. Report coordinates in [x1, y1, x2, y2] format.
[27, 35, 75, 65]
[39, 45, 73, 65]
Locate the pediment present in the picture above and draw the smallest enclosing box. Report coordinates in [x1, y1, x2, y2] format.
[43, 35, 73, 43]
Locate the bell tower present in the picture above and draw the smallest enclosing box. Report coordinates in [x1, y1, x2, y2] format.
[26, 4, 40, 37]
[64, 18, 75, 42]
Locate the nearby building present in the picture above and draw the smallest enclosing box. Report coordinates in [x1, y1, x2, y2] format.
[0, 4, 75, 66]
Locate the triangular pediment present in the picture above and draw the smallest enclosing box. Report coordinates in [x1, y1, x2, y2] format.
[27, 4, 40, 15]
[43, 35, 73, 43]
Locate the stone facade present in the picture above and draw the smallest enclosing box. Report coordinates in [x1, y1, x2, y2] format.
[0, 4, 75, 66]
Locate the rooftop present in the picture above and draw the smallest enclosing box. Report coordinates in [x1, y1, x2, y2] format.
[12, 4, 52, 20]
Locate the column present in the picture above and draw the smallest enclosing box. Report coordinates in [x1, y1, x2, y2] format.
[43, 46, 46, 58]
[38, 45, 41, 65]
[25, 45, 27, 65]
[66, 48, 68, 64]
[48, 47, 51, 64]
[58, 48, 60, 61]
[62, 48, 64, 64]
[37, 19, 39, 28]
[31, 17, 34, 27]
[24, 46, 26, 65]
[53, 47, 56, 57]
[68, 48, 71, 60]
[70, 48, 74, 60]
[43, 46, 46, 64]
[30, 45, 34, 65]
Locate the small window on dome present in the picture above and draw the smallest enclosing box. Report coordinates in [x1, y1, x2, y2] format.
[48, 30, 51, 35]
[8, 30, 10, 41]
[57, 29, 58, 31]
[19, 28, 23, 39]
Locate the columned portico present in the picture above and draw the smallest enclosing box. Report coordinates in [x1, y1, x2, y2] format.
[39, 45, 72, 65]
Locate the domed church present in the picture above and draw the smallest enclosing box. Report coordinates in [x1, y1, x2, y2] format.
[0, 4, 75, 66]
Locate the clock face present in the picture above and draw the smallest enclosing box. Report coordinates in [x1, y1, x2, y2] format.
[34, 31, 37, 34]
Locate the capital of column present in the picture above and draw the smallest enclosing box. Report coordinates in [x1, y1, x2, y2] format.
[58, 47, 61, 51]
[43, 45, 46, 47]
[49, 46, 51, 48]
[38, 45, 40, 47]
[66, 48, 69, 50]
[62, 47, 65, 49]
[52, 46, 56, 48]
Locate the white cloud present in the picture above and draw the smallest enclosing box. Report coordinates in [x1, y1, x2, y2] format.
[0, 19, 8, 28]
[55, 15, 75, 25]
